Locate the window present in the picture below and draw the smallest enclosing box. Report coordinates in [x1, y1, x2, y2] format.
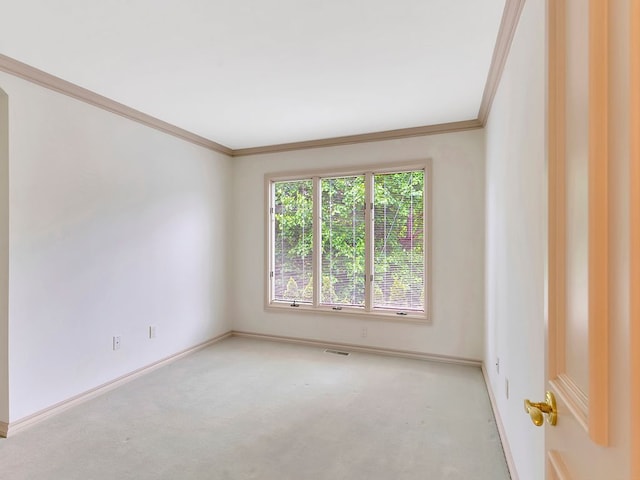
[273, 179, 313, 304]
[373, 171, 425, 311]
[321, 175, 366, 307]
[267, 162, 429, 321]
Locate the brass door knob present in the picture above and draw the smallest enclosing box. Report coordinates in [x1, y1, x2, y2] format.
[524, 391, 557, 426]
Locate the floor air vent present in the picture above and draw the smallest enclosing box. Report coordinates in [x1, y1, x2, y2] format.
[324, 349, 350, 356]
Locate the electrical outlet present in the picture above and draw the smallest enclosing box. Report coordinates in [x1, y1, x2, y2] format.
[361, 327, 367, 338]
[149, 325, 157, 339]
[113, 336, 121, 351]
[505, 378, 509, 399]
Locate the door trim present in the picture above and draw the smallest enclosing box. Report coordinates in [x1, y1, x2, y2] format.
[629, 0, 640, 475]
[548, 451, 572, 480]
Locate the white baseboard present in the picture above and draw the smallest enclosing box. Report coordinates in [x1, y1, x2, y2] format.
[481, 365, 519, 480]
[231, 330, 482, 367]
[0, 331, 232, 438]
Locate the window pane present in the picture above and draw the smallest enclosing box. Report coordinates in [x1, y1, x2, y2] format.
[321, 176, 365, 306]
[273, 180, 313, 303]
[373, 171, 424, 311]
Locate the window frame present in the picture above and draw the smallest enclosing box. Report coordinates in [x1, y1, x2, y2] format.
[264, 160, 432, 324]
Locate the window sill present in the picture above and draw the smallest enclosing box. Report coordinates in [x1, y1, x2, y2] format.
[265, 301, 431, 324]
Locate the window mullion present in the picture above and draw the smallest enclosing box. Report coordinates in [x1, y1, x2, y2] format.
[364, 172, 373, 312]
[312, 176, 321, 307]
[267, 181, 275, 303]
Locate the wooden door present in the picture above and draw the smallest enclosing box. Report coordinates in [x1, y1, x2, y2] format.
[545, 0, 618, 477]
[630, 0, 640, 478]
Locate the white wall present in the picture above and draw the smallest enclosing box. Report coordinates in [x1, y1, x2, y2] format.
[0, 71, 233, 422]
[230, 131, 485, 360]
[484, 1, 546, 479]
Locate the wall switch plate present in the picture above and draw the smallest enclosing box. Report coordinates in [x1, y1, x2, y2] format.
[496, 357, 500, 374]
[149, 325, 157, 339]
[113, 336, 121, 351]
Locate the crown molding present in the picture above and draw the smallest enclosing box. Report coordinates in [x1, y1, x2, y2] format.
[0, 54, 233, 156]
[231, 119, 483, 157]
[477, 0, 526, 125]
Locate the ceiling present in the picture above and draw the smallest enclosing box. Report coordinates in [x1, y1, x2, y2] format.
[0, 0, 506, 150]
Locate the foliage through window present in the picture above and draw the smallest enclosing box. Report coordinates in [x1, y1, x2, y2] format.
[273, 179, 313, 303]
[373, 171, 424, 310]
[321, 176, 366, 307]
[268, 164, 428, 319]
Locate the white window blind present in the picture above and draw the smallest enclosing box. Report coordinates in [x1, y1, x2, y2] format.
[373, 171, 424, 311]
[268, 164, 428, 319]
[320, 176, 366, 307]
[273, 179, 313, 304]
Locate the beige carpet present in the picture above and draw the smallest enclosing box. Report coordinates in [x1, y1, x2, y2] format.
[0, 336, 510, 479]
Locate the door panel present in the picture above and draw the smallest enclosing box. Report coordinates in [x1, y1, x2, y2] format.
[563, 0, 590, 399]
[546, 0, 610, 477]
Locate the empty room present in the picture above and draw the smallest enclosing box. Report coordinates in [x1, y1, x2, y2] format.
[0, 0, 638, 479]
